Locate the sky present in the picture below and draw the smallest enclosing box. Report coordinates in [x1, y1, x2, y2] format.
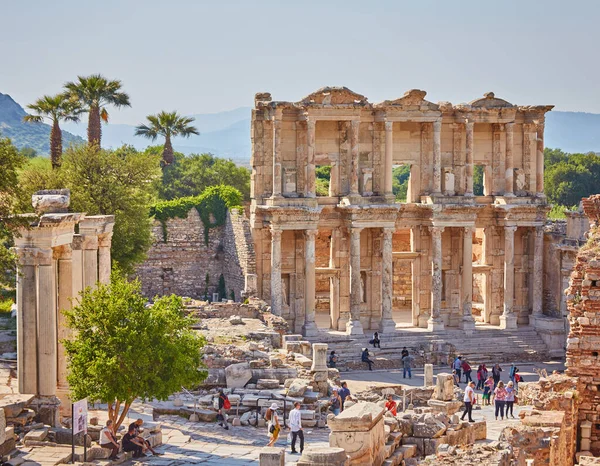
[2, 0, 599, 125]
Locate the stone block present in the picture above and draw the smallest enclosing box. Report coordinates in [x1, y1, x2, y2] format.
[0, 394, 34, 418]
[294, 353, 313, 368]
[424, 364, 434, 387]
[427, 400, 463, 415]
[413, 416, 446, 439]
[191, 409, 217, 422]
[285, 341, 312, 357]
[432, 373, 455, 401]
[287, 379, 309, 397]
[472, 420, 487, 440]
[311, 343, 328, 372]
[225, 362, 252, 389]
[259, 446, 285, 466]
[424, 436, 447, 456]
[24, 427, 48, 442]
[297, 446, 349, 466]
[312, 371, 328, 382]
[257, 379, 281, 389]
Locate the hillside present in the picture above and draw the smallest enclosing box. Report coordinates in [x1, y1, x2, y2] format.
[0, 93, 85, 154]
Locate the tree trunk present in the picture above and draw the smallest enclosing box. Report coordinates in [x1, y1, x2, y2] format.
[88, 104, 102, 148]
[50, 120, 63, 169]
[108, 399, 132, 431]
[163, 135, 174, 165]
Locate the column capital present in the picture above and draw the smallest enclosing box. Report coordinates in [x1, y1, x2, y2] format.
[429, 225, 445, 236]
[433, 119, 442, 131]
[492, 123, 505, 132]
[465, 120, 474, 131]
[504, 225, 518, 234]
[505, 121, 515, 131]
[384, 121, 393, 132]
[463, 226, 475, 236]
[350, 226, 363, 236]
[270, 227, 282, 240]
[14, 247, 52, 266]
[98, 232, 113, 248]
[53, 244, 72, 260]
[306, 118, 316, 130]
[350, 119, 360, 130]
[382, 227, 395, 236]
[305, 229, 318, 239]
[82, 235, 99, 250]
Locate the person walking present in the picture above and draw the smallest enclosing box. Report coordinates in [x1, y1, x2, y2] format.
[509, 363, 518, 384]
[492, 363, 503, 389]
[289, 401, 304, 454]
[461, 381, 476, 422]
[328, 351, 338, 368]
[329, 389, 342, 415]
[371, 332, 381, 349]
[483, 376, 494, 405]
[493, 381, 508, 420]
[362, 348, 375, 371]
[477, 364, 488, 390]
[401, 347, 409, 359]
[462, 360, 472, 384]
[339, 382, 351, 411]
[402, 353, 414, 379]
[452, 370, 460, 387]
[505, 381, 516, 418]
[266, 403, 281, 447]
[99, 420, 120, 460]
[453, 356, 463, 383]
[217, 388, 230, 430]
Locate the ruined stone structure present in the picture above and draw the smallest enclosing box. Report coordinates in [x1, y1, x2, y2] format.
[250, 87, 555, 336]
[12, 190, 114, 423]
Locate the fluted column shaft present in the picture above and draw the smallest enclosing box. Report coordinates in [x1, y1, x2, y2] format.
[432, 120, 442, 195]
[303, 229, 318, 337]
[461, 227, 476, 331]
[272, 114, 282, 197]
[380, 227, 396, 332]
[384, 121, 393, 195]
[465, 121, 474, 196]
[98, 233, 113, 284]
[37, 255, 57, 396]
[270, 228, 282, 316]
[532, 226, 544, 322]
[306, 119, 316, 198]
[428, 226, 445, 331]
[350, 120, 360, 195]
[505, 123, 515, 196]
[536, 123, 545, 195]
[500, 225, 518, 329]
[347, 227, 364, 334]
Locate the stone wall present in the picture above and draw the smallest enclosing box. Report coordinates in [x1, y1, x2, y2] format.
[136, 208, 253, 301]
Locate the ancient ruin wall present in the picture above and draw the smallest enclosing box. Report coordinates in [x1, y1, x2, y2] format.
[136, 208, 252, 301]
[566, 194, 600, 456]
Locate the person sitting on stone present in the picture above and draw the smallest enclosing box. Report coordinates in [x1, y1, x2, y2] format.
[99, 419, 119, 460]
[338, 382, 351, 410]
[361, 348, 374, 371]
[385, 394, 397, 416]
[328, 351, 338, 368]
[122, 425, 145, 458]
[129, 419, 161, 456]
[371, 332, 381, 348]
[329, 389, 342, 415]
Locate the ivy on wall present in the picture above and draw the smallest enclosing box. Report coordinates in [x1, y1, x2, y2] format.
[149, 185, 243, 244]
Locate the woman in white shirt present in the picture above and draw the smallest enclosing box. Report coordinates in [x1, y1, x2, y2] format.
[99, 419, 120, 460]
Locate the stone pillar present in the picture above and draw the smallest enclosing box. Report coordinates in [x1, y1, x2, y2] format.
[500, 225, 518, 329]
[15, 248, 39, 395]
[432, 119, 442, 195]
[97, 233, 112, 284]
[330, 275, 340, 330]
[311, 343, 328, 372]
[379, 227, 395, 333]
[460, 227, 476, 332]
[505, 122, 515, 196]
[272, 112, 282, 198]
[270, 227, 282, 316]
[424, 363, 434, 387]
[37, 253, 57, 397]
[349, 120, 360, 196]
[329, 160, 339, 197]
[536, 122, 545, 195]
[531, 226, 544, 324]
[347, 227, 363, 335]
[56, 246, 73, 406]
[384, 121, 393, 196]
[306, 119, 316, 198]
[411, 226, 423, 327]
[303, 229, 318, 337]
[465, 120, 474, 197]
[82, 235, 98, 289]
[71, 235, 84, 304]
[259, 447, 285, 466]
[428, 226, 445, 331]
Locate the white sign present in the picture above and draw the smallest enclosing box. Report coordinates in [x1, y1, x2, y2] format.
[72, 398, 88, 435]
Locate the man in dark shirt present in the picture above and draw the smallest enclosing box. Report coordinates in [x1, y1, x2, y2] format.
[122, 426, 144, 457]
[338, 382, 351, 411]
[401, 347, 409, 359]
[128, 419, 160, 456]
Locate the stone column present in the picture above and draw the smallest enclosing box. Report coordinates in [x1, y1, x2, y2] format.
[37, 252, 57, 396]
[432, 119, 442, 195]
[465, 120, 474, 196]
[303, 229, 318, 337]
[82, 235, 99, 289]
[306, 119, 316, 198]
[270, 227, 282, 316]
[272, 112, 282, 197]
[56, 246, 73, 401]
[500, 225, 518, 329]
[384, 121, 393, 196]
[347, 227, 364, 335]
[15, 248, 39, 395]
[98, 232, 113, 284]
[536, 122, 545, 196]
[329, 161, 339, 197]
[460, 227, 476, 332]
[505, 122, 515, 196]
[411, 226, 423, 327]
[424, 364, 434, 387]
[428, 226, 445, 331]
[350, 120, 360, 196]
[531, 226, 544, 325]
[71, 235, 84, 305]
[379, 228, 395, 332]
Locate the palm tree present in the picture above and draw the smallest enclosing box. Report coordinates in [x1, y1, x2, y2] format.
[135, 111, 199, 165]
[63, 74, 131, 148]
[23, 94, 83, 169]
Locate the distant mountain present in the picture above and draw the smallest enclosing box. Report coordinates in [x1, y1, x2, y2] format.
[0, 92, 85, 154]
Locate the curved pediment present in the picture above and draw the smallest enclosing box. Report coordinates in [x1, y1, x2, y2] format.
[376, 89, 439, 111]
[298, 86, 369, 106]
[469, 92, 514, 109]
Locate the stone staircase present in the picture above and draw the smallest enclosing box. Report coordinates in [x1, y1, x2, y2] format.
[310, 325, 551, 370]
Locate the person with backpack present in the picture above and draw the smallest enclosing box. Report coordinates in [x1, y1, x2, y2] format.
[217, 388, 230, 430]
[452, 356, 463, 383]
[266, 403, 280, 447]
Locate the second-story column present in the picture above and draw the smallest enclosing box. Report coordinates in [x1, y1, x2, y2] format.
[350, 120, 360, 196]
[465, 120, 474, 196]
[379, 227, 396, 332]
[428, 226, 445, 331]
[500, 225, 518, 329]
[82, 235, 99, 289]
[272, 110, 282, 197]
[347, 227, 364, 334]
[460, 227, 476, 332]
[306, 119, 316, 198]
[270, 227, 282, 316]
[98, 232, 113, 284]
[531, 226, 544, 325]
[432, 119, 442, 195]
[536, 122, 545, 196]
[303, 229, 318, 337]
[384, 121, 393, 196]
[505, 122, 515, 196]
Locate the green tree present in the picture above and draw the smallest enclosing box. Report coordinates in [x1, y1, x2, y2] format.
[0, 138, 26, 288]
[23, 94, 83, 169]
[217, 274, 226, 301]
[544, 149, 600, 207]
[63, 271, 205, 430]
[473, 165, 484, 196]
[18, 147, 38, 159]
[64, 74, 131, 147]
[135, 111, 199, 166]
[392, 165, 410, 202]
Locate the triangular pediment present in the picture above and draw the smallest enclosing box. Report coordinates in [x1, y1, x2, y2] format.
[376, 89, 439, 110]
[469, 92, 514, 109]
[299, 87, 368, 106]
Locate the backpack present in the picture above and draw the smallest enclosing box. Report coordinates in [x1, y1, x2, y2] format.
[222, 395, 231, 410]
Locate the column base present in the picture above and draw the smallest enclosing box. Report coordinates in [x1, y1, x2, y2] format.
[459, 316, 476, 334]
[29, 395, 61, 427]
[427, 317, 445, 332]
[464, 192, 475, 198]
[379, 318, 397, 333]
[302, 321, 319, 338]
[346, 319, 364, 335]
[499, 314, 518, 329]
